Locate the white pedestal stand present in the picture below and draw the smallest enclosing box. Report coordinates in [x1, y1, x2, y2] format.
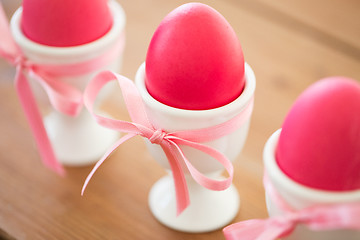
[10, 0, 126, 166]
[136, 62, 256, 232]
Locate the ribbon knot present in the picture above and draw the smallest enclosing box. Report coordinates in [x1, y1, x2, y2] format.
[149, 129, 167, 144]
[81, 71, 254, 216]
[13, 55, 31, 69]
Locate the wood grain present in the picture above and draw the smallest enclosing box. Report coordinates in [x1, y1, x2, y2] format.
[0, 0, 359, 239]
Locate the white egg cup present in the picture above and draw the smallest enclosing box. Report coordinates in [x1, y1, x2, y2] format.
[135, 62, 256, 232]
[10, 0, 126, 166]
[264, 129, 360, 240]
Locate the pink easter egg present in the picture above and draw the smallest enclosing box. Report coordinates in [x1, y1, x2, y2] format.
[21, 0, 112, 47]
[145, 3, 245, 110]
[277, 77, 360, 191]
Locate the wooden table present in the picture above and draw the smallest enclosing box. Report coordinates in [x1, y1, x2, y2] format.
[0, 0, 359, 239]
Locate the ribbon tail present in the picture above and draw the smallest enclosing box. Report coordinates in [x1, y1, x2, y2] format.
[160, 142, 190, 216]
[81, 133, 136, 195]
[14, 68, 64, 175]
[223, 220, 270, 240]
[170, 137, 234, 191]
[223, 218, 294, 240]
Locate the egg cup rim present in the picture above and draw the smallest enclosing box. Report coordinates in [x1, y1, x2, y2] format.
[10, 0, 126, 58]
[264, 129, 360, 203]
[135, 61, 256, 120]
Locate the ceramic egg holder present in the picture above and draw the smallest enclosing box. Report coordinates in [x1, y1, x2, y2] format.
[135, 63, 256, 232]
[10, 1, 126, 166]
[263, 130, 360, 240]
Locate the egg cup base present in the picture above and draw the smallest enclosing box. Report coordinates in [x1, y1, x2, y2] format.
[149, 175, 240, 233]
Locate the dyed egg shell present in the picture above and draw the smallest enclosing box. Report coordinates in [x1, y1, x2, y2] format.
[277, 77, 360, 191]
[21, 0, 112, 47]
[145, 3, 245, 110]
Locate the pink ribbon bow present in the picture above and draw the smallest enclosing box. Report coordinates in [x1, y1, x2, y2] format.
[0, 4, 124, 175]
[223, 174, 360, 240]
[82, 71, 254, 215]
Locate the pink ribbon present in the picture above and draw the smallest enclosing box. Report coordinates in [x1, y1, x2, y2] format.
[82, 71, 254, 215]
[0, 3, 124, 175]
[223, 174, 360, 240]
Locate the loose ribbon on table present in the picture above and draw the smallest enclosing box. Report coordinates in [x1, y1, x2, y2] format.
[0, 3, 124, 175]
[223, 174, 360, 240]
[82, 71, 254, 215]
